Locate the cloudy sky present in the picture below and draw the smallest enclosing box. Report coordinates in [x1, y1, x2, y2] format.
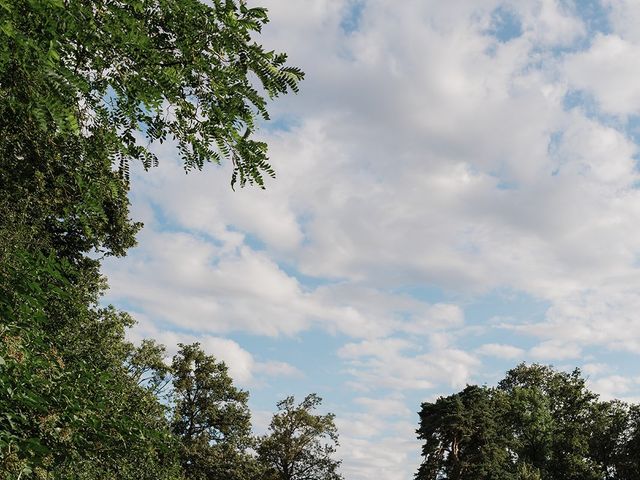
[103, 1, 640, 478]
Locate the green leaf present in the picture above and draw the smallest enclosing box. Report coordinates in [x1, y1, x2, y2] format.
[0, 21, 14, 38]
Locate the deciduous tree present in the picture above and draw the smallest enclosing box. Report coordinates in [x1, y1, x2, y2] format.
[1, 0, 303, 191]
[416, 364, 640, 480]
[170, 343, 259, 480]
[0, 1, 302, 478]
[258, 394, 343, 480]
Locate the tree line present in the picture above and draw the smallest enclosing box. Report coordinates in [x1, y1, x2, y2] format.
[0, 0, 343, 478]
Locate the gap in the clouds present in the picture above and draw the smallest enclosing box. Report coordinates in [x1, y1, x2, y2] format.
[390, 285, 453, 304]
[487, 5, 522, 43]
[619, 117, 640, 173]
[563, 89, 601, 116]
[560, 0, 612, 37]
[547, 130, 564, 154]
[495, 178, 518, 190]
[563, 90, 640, 173]
[628, 115, 640, 142]
[388, 285, 550, 359]
[547, 130, 565, 177]
[224, 219, 341, 289]
[562, 89, 622, 130]
[257, 113, 301, 134]
[227, 329, 355, 410]
[624, 116, 640, 165]
[464, 288, 549, 325]
[457, 288, 549, 353]
[293, 211, 316, 249]
[486, 163, 520, 189]
[230, 226, 267, 251]
[340, 0, 365, 35]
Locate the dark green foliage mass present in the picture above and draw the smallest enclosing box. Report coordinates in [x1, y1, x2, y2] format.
[0, 251, 181, 479]
[0, 0, 306, 478]
[417, 385, 513, 480]
[416, 364, 640, 480]
[170, 343, 260, 480]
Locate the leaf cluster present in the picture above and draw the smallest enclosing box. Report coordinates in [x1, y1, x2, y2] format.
[0, 250, 181, 480]
[0, 0, 303, 189]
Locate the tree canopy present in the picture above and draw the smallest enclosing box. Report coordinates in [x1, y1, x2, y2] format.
[258, 394, 344, 480]
[171, 343, 259, 480]
[1, 0, 303, 190]
[0, 0, 308, 478]
[416, 364, 640, 480]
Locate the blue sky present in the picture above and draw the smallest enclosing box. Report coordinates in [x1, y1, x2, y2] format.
[102, 1, 640, 478]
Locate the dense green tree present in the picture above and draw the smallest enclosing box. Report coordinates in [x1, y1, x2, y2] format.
[170, 343, 259, 480]
[416, 385, 513, 480]
[257, 394, 343, 480]
[0, 0, 303, 478]
[0, 252, 181, 479]
[498, 364, 601, 480]
[0, 0, 304, 287]
[589, 400, 635, 480]
[416, 364, 640, 480]
[601, 403, 640, 480]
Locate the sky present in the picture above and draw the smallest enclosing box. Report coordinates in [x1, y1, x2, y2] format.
[102, 1, 640, 478]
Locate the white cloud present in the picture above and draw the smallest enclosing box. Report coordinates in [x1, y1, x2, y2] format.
[588, 374, 637, 401]
[105, 231, 316, 337]
[605, 0, 640, 42]
[528, 340, 582, 360]
[336, 396, 420, 480]
[520, 0, 585, 46]
[254, 361, 304, 378]
[508, 289, 640, 354]
[105, 216, 466, 340]
[581, 362, 609, 376]
[312, 284, 464, 338]
[352, 395, 411, 418]
[477, 343, 526, 359]
[565, 34, 640, 115]
[338, 338, 479, 391]
[113, 0, 640, 326]
[338, 428, 419, 480]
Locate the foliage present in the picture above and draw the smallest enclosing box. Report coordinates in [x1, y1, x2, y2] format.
[257, 394, 343, 480]
[498, 364, 601, 479]
[0, 0, 304, 478]
[170, 343, 260, 480]
[416, 385, 513, 480]
[0, 250, 181, 479]
[0, 0, 303, 189]
[416, 363, 640, 480]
